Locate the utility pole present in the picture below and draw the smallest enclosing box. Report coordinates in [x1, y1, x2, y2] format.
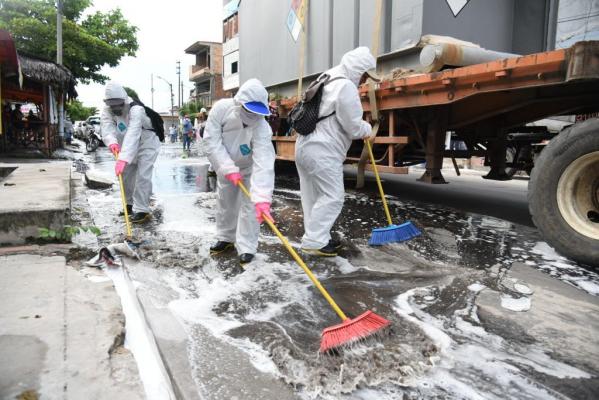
[157, 75, 175, 126]
[151, 73, 155, 109]
[57, 0, 63, 65]
[56, 0, 65, 143]
[180, 81, 184, 107]
[176, 61, 181, 109]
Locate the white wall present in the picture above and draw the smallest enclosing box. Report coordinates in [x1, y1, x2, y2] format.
[223, 50, 240, 91]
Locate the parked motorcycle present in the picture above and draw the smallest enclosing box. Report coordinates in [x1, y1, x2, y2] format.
[85, 126, 102, 152]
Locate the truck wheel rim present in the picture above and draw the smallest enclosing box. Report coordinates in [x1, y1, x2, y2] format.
[557, 151, 599, 240]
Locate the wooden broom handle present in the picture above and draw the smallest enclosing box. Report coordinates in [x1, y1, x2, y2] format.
[115, 152, 132, 238]
[237, 181, 348, 321]
[365, 140, 393, 226]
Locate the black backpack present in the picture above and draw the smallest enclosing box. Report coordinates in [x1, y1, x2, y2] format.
[288, 74, 345, 136]
[130, 101, 165, 142]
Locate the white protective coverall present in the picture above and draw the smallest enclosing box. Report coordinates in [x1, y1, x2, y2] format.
[295, 47, 375, 249]
[101, 82, 161, 213]
[204, 79, 275, 255]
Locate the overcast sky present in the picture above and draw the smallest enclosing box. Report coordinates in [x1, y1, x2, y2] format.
[76, 0, 222, 114]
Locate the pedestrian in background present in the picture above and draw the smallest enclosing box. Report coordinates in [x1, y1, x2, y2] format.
[182, 114, 193, 151]
[169, 124, 177, 143]
[64, 116, 74, 145]
[195, 108, 207, 140]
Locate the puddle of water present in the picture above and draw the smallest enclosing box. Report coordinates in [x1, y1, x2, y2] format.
[393, 286, 591, 399]
[153, 161, 214, 194]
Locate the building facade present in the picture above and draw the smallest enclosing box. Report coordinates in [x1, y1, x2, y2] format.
[185, 41, 225, 108]
[1, 30, 76, 155]
[222, 0, 240, 94]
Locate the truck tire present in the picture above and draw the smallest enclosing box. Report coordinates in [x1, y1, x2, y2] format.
[528, 118, 599, 267]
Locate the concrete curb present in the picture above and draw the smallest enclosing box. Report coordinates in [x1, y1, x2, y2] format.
[120, 260, 199, 400]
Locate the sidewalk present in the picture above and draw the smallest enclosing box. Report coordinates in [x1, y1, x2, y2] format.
[0, 155, 145, 399]
[0, 161, 71, 244]
[0, 251, 144, 399]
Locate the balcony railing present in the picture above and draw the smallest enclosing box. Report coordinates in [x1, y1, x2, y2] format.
[192, 91, 213, 108]
[189, 65, 213, 81]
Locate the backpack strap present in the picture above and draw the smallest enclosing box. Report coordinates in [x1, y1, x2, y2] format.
[322, 76, 346, 86]
[317, 111, 337, 122]
[316, 73, 347, 85]
[129, 101, 155, 132]
[315, 76, 347, 122]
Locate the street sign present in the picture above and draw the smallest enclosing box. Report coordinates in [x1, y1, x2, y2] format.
[445, 0, 471, 17]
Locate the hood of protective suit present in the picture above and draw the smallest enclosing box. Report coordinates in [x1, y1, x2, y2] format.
[339, 47, 376, 86]
[234, 79, 268, 108]
[104, 81, 128, 101]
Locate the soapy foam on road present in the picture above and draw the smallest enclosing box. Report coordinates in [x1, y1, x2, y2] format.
[394, 287, 591, 399]
[82, 144, 599, 399]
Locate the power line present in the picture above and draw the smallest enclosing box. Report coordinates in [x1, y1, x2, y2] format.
[558, 11, 599, 23]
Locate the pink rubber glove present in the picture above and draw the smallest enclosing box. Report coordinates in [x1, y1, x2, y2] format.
[225, 172, 242, 186]
[109, 143, 121, 155]
[115, 159, 127, 176]
[255, 202, 273, 224]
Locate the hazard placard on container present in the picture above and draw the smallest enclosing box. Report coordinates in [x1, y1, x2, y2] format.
[286, 9, 301, 42]
[445, 0, 471, 17]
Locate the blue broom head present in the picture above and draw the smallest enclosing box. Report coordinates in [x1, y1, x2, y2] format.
[368, 221, 421, 246]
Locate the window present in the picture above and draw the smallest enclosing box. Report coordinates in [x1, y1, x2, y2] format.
[231, 61, 238, 74]
[223, 15, 238, 41]
[232, 15, 238, 36]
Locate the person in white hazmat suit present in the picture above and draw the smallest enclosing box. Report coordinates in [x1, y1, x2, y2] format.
[295, 47, 376, 257]
[101, 82, 161, 223]
[204, 78, 276, 265]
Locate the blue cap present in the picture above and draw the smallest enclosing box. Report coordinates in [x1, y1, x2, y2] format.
[242, 101, 270, 116]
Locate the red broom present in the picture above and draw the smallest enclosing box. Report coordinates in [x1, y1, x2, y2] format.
[238, 181, 390, 352]
[320, 310, 390, 352]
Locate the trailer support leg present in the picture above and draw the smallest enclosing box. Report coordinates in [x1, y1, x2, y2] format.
[484, 128, 511, 181]
[418, 112, 447, 184]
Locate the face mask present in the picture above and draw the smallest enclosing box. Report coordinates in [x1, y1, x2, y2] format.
[110, 104, 124, 116]
[240, 107, 262, 127]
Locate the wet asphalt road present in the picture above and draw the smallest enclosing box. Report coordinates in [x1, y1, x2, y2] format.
[344, 166, 533, 227]
[77, 141, 599, 399]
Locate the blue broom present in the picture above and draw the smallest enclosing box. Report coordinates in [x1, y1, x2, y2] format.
[365, 139, 421, 246]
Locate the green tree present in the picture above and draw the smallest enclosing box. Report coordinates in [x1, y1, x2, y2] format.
[65, 99, 96, 121]
[0, 0, 138, 84]
[179, 101, 204, 123]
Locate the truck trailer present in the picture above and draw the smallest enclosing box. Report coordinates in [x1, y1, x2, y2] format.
[235, 0, 599, 266]
[270, 40, 599, 267]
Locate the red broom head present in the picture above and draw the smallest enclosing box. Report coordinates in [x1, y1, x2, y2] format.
[320, 310, 390, 353]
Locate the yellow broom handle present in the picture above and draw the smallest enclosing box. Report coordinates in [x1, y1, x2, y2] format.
[365, 140, 393, 226]
[237, 181, 348, 321]
[115, 152, 132, 238]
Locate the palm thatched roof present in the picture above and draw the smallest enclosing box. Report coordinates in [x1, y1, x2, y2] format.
[18, 54, 77, 98]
